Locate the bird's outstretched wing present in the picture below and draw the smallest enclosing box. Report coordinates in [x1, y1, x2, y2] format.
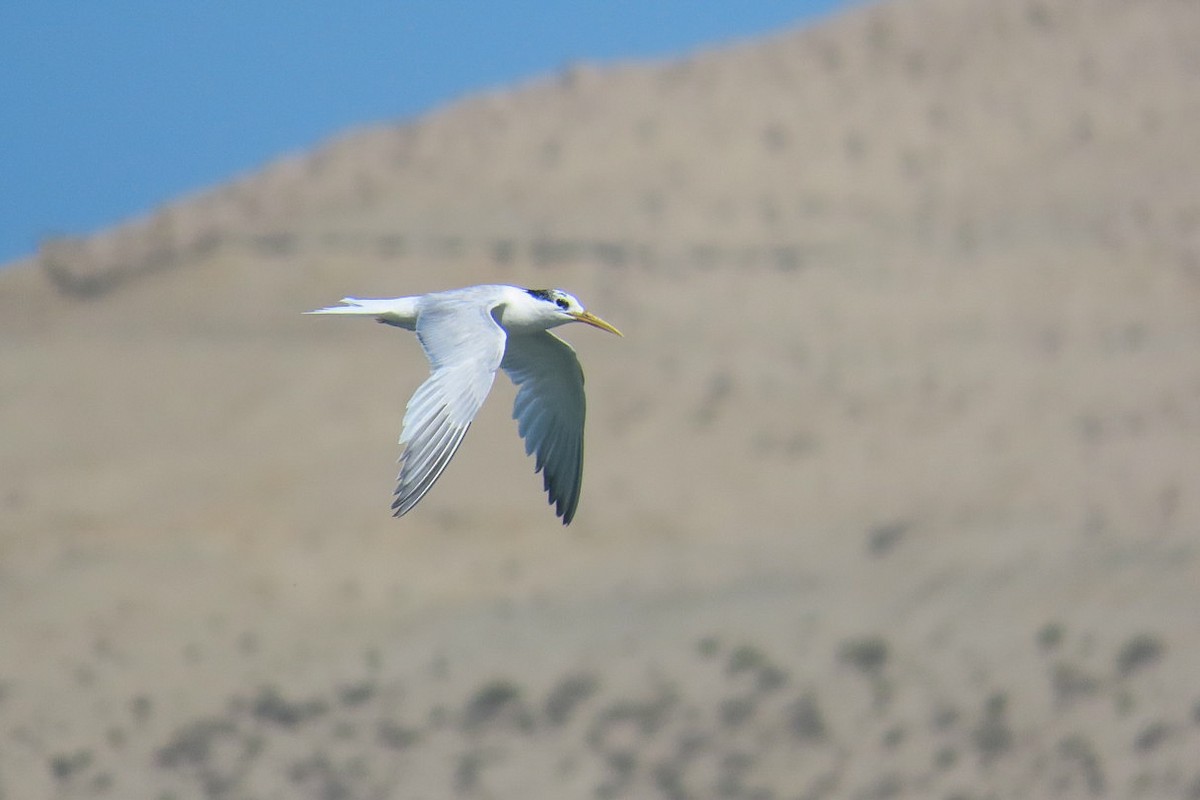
[501, 331, 586, 525]
[392, 297, 506, 517]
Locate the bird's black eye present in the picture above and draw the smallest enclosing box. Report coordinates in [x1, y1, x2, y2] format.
[556, 298, 570, 309]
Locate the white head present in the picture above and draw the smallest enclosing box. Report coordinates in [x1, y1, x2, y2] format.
[523, 288, 623, 335]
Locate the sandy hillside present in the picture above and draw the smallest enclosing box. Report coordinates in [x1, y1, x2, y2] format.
[3, 0, 1200, 796]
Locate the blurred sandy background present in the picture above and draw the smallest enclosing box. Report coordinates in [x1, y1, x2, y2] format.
[3, 0, 1200, 796]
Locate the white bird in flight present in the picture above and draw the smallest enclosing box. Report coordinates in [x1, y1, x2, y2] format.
[307, 284, 622, 524]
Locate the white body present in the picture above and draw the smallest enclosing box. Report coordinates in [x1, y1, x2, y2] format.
[306, 285, 583, 333]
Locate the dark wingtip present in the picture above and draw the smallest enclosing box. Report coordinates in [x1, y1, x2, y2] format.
[558, 496, 578, 525]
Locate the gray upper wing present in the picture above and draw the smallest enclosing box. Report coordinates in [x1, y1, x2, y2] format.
[392, 297, 506, 517]
[501, 331, 586, 524]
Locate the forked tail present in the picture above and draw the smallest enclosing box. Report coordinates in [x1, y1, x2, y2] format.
[304, 296, 419, 329]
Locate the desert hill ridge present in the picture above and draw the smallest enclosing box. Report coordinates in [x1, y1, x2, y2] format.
[27, 0, 1199, 300]
[3, 0, 1200, 796]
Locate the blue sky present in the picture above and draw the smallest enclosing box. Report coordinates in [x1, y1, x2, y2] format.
[0, 1, 851, 266]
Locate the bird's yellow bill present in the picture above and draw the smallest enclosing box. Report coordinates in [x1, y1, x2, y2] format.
[570, 310, 623, 336]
